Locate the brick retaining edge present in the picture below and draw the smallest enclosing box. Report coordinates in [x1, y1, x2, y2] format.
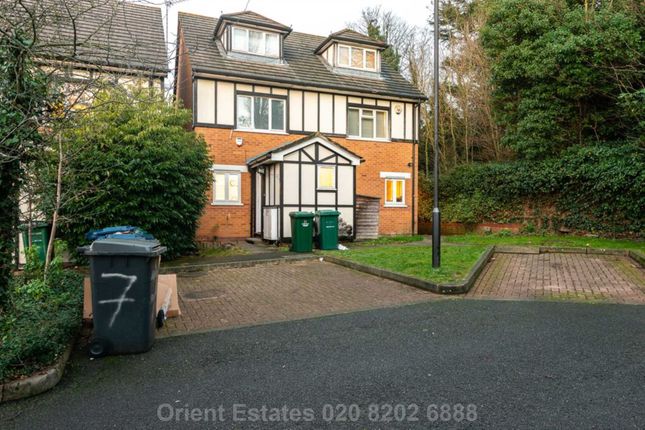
[324, 246, 495, 295]
[0, 341, 74, 403]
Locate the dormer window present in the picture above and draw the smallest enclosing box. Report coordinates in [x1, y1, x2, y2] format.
[231, 26, 279, 57]
[337, 44, 377, 71]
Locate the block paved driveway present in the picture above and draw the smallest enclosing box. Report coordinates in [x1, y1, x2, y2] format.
[160, 260, 438, 336]
[468, 252, 645, 304]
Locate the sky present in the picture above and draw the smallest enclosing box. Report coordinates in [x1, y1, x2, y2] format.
[165, 0, 432, 42]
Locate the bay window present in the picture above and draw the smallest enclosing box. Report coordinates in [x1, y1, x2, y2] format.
[348, 107, 388, 139]
[236, 95, 285, 132]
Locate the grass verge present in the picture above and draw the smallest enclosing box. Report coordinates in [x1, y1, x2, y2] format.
[326, 245, 487, 284]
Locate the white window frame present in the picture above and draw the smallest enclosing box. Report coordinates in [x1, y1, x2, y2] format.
[236, 95, 286, 132]
[336, 44, 378, 71]
[212, 170, 242, 205]
[230, 26, 280, 58]
[382, 173, 408, 207]
[347, 107, 389, 140]
[317, 165, 336, 190]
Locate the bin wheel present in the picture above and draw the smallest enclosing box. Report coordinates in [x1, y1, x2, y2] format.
[88, 338, 111, 358]
[156, 309, 165, 328]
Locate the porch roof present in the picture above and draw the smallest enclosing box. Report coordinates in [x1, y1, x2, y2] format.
[246, 133, 364, 168]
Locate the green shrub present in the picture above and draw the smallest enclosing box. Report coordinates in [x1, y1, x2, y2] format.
[42, 88, 211, 259]
[430, 143, 644, 235]
[0, 247, 83, 381]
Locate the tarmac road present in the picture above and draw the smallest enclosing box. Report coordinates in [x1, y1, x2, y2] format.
[1, 299, 643, 429]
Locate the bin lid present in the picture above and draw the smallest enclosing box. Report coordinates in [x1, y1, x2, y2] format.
[79, 238, 166, 256]
[85, 226, 154, 241]
[315, 210, 341, 216]
[289, 211, 315, 219]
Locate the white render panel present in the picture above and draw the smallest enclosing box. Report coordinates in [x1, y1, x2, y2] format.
[301, 164, 315, 205]
[348, 96, 361, 104]
[363, 98, 376, 106]
[377, 99, 390, 107]
[217, 81, 235, 125]
[317, 191, 335, 205]
[282, 210, 292, 238]
[303, 91, 318, 132]
[405, 103, 414, 140]
[284, 151, 299, 161]
[196, 79, 215, 124]
[337, 166, 354, 205]
[334, 95, 347, 134]
[303, 144, 315, 161]
[283, 163, 299, 205]
[289, 90, 303, 131]
[319, 93, 333, 133]
[236, 83, 252, 92]
[255, 85, 271, 94]
[391, 102, 405, 139]
[272, 88, 288, 96]
[318, 145, 333, 160]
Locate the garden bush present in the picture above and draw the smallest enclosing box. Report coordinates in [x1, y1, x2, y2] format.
[0, 246, 83, 382]
[426, 143, 644, 235]
[42, 88, 211, 259]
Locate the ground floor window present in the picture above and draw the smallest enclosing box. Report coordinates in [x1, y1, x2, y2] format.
[213, 171, 241, 204]
[317, 165, 336, 189]
[385, 178, 405, 206]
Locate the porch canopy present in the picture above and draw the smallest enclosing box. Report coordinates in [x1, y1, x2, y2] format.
[247, 133, 363, 240]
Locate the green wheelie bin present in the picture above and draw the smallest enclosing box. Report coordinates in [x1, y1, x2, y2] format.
[289, 212, 314, 252]
[20, 222, 51, 263]
[315, 210, 340, 250]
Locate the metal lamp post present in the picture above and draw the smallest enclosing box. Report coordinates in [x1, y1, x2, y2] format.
[432, 0, 441, 268]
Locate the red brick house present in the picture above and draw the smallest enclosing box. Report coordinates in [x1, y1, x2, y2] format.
[175, 11, 426, 242]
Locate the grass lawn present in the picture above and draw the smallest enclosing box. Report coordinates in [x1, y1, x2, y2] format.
[327, 245, 488, 284]
[443, 233, 644, 252]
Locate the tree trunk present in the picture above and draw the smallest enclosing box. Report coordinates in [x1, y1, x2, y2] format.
[45, 134, 63, 270]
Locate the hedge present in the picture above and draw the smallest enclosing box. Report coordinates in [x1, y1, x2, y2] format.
[422, 143, 644, 235]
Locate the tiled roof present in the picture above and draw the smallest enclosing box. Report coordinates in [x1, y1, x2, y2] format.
[179, 12, 426, 100]
[321, 28, 388, 49]
[17, 0, 168, 76]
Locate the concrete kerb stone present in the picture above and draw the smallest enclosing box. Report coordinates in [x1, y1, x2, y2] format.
[0, 341, 74, 403]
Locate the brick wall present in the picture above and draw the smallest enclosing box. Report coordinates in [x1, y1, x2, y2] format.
[195, 127, 418, 240]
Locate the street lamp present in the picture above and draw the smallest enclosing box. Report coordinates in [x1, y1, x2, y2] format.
[432, 0, 441, 268]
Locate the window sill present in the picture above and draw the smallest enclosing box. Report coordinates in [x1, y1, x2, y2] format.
[234, 129, 288, 136]
[346, 136, 391, 143]
[384, 204, 407, 208]
[211, 202, 244, 206]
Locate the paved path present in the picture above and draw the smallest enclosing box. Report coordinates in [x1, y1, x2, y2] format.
[469, 252, 645, 304]
[1, 300, 643, 429]
[160, 260, 437, 336]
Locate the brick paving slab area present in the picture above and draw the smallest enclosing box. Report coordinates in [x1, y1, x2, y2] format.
[160, 260, 438, 336]
[468, 253, 645, 304]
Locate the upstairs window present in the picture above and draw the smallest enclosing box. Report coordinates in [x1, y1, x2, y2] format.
[231, 26, 279, 57]
[348, 107, 388, 139]
[337, 44, 377, 71]
[237, 95, 285, 132]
